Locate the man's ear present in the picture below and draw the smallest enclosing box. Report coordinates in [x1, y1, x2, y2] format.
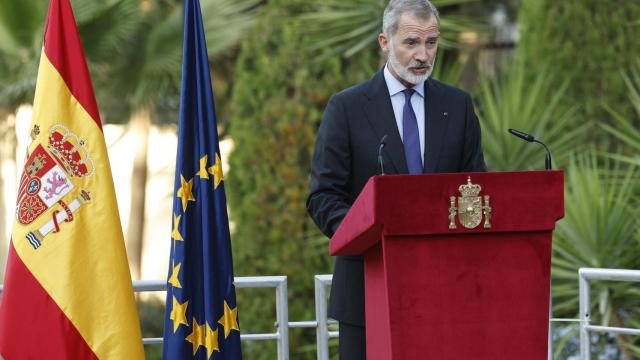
[378, 33, 389, 53]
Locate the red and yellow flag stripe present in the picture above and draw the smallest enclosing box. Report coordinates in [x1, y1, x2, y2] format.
[0, 1, 144, 358]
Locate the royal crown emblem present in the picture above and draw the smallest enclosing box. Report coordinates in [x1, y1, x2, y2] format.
[47, 124, 95, 177]
[16, 124, 94, 249]
[448, 176, 492, 230]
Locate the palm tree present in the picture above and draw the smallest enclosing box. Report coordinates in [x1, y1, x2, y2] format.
[0, 110, 15, 278]
[475, 57, 586, 171]
[0, 0, 264, 280]
[295, 0, 484, 59]
[0, 0, 141, 109]
[551, 151, 640, 359]
[0, 0, 141, 279]
[601, 63, 640, 166]
[91, 0, 264, 280]
[0, 1, 48, 250]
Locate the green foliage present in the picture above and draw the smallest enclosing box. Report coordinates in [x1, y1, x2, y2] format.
[227, 0, 378, 358]
[99, 0, 263, 124]
[552, 152, 640, 357]
[100, 1, 183, 119]
[517, 3, 640, 355]
[518, 0, 640, 141]
[0, 0, 262, 125]
[201, 0, 262, 55]
[602, 63, 640, 166]
[137, 298, 165, 360]
[0, 0, 45, 55]
[296, 0, 483, 58]
[73, 0, 141, 62]
[0, 0, 140, 110]
[475, 57, 584, 171]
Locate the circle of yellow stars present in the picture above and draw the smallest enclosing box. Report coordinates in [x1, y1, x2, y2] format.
[168, 152, 240, 358]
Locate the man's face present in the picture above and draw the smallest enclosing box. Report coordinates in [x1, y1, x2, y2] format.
[379, 12, 439, 87]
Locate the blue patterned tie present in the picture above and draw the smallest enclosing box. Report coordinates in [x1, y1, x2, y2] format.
[402, 89, 423, 174]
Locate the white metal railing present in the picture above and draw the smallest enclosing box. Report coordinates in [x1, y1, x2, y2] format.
[548, 316, 581, 359]
[0, 275, 335, 359]
[579, 268, 640, 360]
[132, 275, 338, 359]
[132, 276, 337, 359]
[9, 268, 639, 359]
[314, 275, 338, 359]
[134, 276, 290, 359]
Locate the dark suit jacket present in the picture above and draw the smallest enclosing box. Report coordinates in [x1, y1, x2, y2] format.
[306, 69, 486, 326]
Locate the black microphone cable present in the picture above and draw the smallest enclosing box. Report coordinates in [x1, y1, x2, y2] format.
[378, 134, 388, 175]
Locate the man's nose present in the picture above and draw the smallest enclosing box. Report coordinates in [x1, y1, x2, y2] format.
[414, 46, 429, 62]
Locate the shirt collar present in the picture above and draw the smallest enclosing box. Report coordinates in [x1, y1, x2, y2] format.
[383, 64, 425, 98]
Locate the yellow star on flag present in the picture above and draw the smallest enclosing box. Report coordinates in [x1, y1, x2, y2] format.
[168, 262, 182, 289]
[172, 214, 184, 241]
[169, 296, 189, 333]
[197, 155, 209, 179]
[204, 322, 220, 358]
[177, 174, 195, 211]
[208, 153, 224, 189]
[186, 317, 206, 355]
[217, 300, 240, 339]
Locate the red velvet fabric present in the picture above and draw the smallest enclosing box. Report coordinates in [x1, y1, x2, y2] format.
[331, 171, 564, 359]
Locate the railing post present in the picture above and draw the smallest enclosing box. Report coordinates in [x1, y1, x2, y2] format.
[315, 275, 331, 360]
[579, 269, 590, 360]
[276, 277, 289, 360]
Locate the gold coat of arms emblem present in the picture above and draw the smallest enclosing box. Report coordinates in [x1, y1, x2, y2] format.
[449, 176, 492, 229]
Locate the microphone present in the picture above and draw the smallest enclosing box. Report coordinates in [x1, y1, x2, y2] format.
[508, 128, 553, 170]
[378, 134, 388, 175]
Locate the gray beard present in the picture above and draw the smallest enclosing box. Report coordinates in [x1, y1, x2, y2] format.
[387, 48, 433, 85]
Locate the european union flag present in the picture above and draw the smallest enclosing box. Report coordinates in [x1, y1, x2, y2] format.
[163, 0, 242, 358]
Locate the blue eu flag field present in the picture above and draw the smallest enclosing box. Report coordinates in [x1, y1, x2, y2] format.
[163, 0, 241, 358]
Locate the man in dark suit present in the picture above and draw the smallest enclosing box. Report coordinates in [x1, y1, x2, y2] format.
[306, 0, 486, 358]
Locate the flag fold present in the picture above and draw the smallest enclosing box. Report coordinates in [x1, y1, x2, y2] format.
[0, 0, 144, 359]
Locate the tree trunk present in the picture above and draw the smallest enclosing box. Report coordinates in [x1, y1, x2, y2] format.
[611, 309, 634, 360]
[0, 110, 15, 279]
[125, 107, 152, 280]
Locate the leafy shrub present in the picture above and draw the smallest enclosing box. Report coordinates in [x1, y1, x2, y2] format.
[518, 0, 640, 144]
[227, 1, 378, 358]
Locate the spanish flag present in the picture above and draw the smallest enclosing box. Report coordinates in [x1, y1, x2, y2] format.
[0, 0, 144, 358]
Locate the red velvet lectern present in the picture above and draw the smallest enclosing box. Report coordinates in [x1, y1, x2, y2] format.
[330, 171, 564, 360]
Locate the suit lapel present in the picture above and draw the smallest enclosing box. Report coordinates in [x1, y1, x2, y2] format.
[363, 71, 408, 174]
[423, 78, 448, 173]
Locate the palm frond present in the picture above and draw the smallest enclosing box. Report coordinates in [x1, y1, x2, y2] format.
[601, 63, 640, 165]
[0, 0, 146, 112]
[0, 0, 45, 55]
[295, 0, 484, 58]
[201, 0, 263, 55]
[73, 0, 142, 61]
[552, 151, 640, 322]
[431, 57, 463, 85]
[475, 57, 584, 171]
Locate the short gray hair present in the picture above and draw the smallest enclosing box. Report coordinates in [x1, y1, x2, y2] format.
[382, 0, 440, 37]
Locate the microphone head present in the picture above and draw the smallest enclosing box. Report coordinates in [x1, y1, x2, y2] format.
[508, 128, 535, 142]
[380, 134, 388, 145]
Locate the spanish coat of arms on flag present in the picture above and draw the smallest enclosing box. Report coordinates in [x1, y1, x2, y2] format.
[0, 0, 145, 358]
